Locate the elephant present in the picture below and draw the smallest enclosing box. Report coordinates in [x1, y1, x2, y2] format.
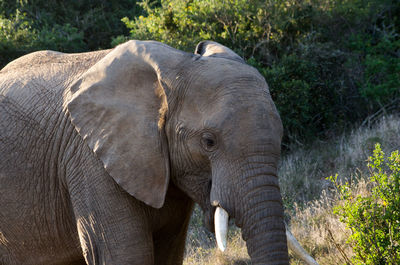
[0, 40, 290, 265]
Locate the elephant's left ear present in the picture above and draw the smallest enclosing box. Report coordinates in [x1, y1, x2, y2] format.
[65, 41, 186, 208]
[194, 41, 244, 62]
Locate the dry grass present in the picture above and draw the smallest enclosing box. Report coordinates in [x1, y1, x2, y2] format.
[184, 227, 250, 265]
[280, 115, 400, 206]
[288, 178, 381, 264]
[184, 115, 400, 264]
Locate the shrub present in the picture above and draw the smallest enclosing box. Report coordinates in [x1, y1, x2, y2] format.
[0, 12, 87, 67]
[0, 0, 142, 67]
[329, 144, 400, 265]
[253, 44, 347, 140]
[359, 32, 400, 106]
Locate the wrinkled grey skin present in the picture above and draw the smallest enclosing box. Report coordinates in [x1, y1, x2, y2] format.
[0, 40, 288, 265]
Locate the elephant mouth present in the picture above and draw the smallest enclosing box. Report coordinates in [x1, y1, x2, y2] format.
[203, 201, 232, 232]
[203, 205, 216, 232]
[204, 181, 244, 252]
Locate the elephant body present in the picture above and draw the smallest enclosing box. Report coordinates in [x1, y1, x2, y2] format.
[0, 41, 289, 264]
[0, 50, 193, 264]
[0, 51, 105, 264]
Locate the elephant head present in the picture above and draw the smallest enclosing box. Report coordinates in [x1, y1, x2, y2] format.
[67, 40, 289, 264]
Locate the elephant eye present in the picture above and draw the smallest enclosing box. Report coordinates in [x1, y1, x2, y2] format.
[201, 132, 217, 152]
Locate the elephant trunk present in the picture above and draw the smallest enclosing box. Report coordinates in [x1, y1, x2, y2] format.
[239, 162, 289, 265]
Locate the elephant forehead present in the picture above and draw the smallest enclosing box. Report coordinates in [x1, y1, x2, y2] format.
[211, 100, 281, 136]
[182, 72, 270, 112]
[193, 59, 264, 88]
[179, 87, 281, 139]
[174, 58, 283, 138]
[183, 74, 276, 120]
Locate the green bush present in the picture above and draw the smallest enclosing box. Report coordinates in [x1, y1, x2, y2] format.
[253, 44, 347, 139]
[0, 11, 37, 64]
[329, 144, 400, 265]
[0, 12, 86, 67]
[122, 0, 319, 60]
[331, 0, 400, 111]
[359, 33, 400, 106]
[0, 0, 142, 67]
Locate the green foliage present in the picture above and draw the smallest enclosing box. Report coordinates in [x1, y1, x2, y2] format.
[329, 144, 400, 264]
[253, 44, 347, 138]
[328, 0, 400, 111]
[0, 11, 86, 66]
[122, 0, 319, 58]
[123, 0, 400, 143]
[0, 0, 142, 67]
[358, 33, 400, 105]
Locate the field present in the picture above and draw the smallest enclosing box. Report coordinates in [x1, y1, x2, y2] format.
[184, 115, 400, 264]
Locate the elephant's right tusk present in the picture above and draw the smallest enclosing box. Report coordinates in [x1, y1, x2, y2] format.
[286, 228, 319, 265]
[215, 206, 229, 252]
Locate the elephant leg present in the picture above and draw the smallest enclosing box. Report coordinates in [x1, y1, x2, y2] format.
[153, 226, 189, 265]
[152, 185, 194, 265]
[66, 152, 155, 264]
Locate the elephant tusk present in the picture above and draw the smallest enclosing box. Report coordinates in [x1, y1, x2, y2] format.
[286, 228, 319, 265]
[214, 206, 229, 252]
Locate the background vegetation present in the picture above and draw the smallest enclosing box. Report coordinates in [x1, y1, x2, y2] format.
[0, 0, 141, 66]
[1, 0, 399, 264]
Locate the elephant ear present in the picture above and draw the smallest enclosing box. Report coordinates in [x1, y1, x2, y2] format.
[194, 41, 244, 62]
[66, 40, 184, 208]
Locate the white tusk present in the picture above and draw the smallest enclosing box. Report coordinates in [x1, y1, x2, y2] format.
[286, 228, 319, 265]
[214, 207, 229, 252]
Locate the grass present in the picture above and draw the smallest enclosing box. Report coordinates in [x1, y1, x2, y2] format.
[184, 115, 400, 264]
[280, 115, 400, 209]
